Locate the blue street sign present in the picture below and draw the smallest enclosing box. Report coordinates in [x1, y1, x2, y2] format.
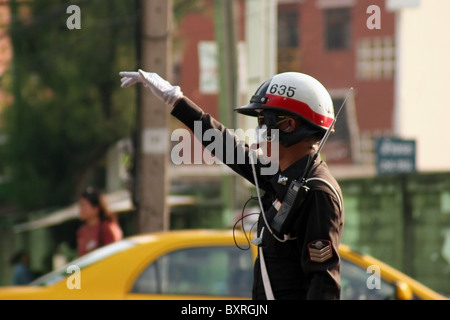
[376, 137, 416, 175]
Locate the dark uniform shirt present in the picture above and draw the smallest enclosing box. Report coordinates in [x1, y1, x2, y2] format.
[171, 97, 344, 300]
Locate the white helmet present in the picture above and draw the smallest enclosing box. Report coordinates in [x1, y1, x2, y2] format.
[235, 72, 335, 147]
[235, 72, 334, 131]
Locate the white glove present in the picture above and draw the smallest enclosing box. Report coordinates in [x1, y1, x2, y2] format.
[119, 69, 183, 108]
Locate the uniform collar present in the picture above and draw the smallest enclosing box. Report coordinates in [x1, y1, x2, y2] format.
[269, 152, 321, 200]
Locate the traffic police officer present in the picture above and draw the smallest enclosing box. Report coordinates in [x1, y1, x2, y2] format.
[119, 70, 345, 300]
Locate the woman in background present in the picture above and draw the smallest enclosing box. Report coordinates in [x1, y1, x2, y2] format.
[76, 187, 123, 256]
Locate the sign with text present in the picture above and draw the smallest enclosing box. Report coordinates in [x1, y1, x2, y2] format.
[376, 137, 416, 175]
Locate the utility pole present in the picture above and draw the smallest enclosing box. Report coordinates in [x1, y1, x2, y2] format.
[135, 0, 173, 233]
[213, 0, 239, 224]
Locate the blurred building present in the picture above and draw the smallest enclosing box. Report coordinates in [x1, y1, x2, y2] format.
[276, 0, 396, 174]
[174, 0, 450, 176]
[175, 0, 394, 179]
[389, 0, 450, 172]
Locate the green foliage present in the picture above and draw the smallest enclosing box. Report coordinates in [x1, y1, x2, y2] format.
[2, 0, 138, 210]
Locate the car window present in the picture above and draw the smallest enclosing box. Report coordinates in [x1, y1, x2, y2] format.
[340, 258, 396, 300]
[30, 240, 136, 286]
[132, 246, 253, 297]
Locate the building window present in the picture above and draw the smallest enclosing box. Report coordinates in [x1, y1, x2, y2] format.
[357, 36, 395, 80]
[277, 8, 300, 73]
[324, 8, 351, 50]
[278, 10, 299, 48]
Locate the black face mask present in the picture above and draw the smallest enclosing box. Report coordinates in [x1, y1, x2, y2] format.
[259, 110, 324, 148]
[260, 110, 278, 142]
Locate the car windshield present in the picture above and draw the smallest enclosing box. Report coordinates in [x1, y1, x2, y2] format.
[30, 240, 137, 286]
[340, 258, 396, 300]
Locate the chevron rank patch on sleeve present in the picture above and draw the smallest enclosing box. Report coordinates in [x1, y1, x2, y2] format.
[308, 240, 332, 263]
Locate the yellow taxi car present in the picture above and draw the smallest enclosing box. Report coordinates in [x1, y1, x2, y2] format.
[0, 229, 447, 300]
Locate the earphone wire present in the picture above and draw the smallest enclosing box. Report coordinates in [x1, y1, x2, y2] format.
[232, 195, 260, 250]
[249, 149, 289, 243]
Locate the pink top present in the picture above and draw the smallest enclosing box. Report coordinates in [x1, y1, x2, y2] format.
[77, 220, 123, 256]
